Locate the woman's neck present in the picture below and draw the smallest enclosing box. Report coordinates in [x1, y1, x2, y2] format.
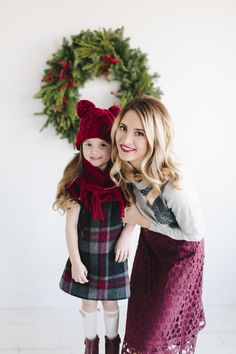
[129, 162, 141, 173]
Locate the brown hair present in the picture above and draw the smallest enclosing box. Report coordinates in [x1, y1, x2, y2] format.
[52, 153, 83, 212]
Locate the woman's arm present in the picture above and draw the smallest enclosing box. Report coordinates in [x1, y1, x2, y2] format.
[163, 181, 205, 241]
[66, 205, 89, 283]
[123, 204, 151, 228]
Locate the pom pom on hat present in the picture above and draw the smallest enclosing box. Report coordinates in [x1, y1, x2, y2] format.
[76, 100, 95, 118]
[108, 105, 120, 117]
[75, 100, 120, 150]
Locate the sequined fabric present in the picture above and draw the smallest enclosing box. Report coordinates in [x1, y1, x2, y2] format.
[122, 228, 205, 354]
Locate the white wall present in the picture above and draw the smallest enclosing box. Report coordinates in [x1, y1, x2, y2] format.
[0, 0, 236, 308]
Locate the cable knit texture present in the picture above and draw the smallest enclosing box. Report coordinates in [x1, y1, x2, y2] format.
[75, 99, 120, 149]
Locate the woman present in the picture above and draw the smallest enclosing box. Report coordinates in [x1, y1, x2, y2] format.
[110, 95, 205, 354]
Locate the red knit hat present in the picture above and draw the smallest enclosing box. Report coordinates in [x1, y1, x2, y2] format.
[75, 100, 120, 150]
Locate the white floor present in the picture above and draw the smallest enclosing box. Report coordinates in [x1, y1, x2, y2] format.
[0, 306, 235, 354]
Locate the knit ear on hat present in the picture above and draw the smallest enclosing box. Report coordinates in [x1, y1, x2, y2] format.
[108, 105, 120, 118]
[76, 100, 95, 118]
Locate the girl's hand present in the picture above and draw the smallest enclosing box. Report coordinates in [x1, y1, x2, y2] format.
[114, 232, 131, 263]
[71, 260, 89, 284]
[124, 205, 150, 228]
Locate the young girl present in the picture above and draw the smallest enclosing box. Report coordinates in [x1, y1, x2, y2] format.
[110, 95, 205, 354]
[53, 100, 134, 354]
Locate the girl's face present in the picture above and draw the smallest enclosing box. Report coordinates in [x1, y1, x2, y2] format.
[82, 138, 111, 171]
[115, 110, 148, 171]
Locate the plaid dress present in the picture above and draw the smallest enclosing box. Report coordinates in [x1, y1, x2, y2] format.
[59, 198, 130, 300]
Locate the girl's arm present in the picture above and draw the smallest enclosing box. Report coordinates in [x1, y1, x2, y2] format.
[66, 205, 89, 283]
[114, 223, 136, 263]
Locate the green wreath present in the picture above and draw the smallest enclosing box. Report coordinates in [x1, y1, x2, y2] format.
[35, 27, 162, 144]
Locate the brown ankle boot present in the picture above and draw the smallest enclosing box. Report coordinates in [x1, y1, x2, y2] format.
[105, 335, 121, 354]
[84, 335, 99, 354]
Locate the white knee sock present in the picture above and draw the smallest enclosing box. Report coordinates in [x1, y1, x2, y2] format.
[103, 309, 119, 339]
[80, 308, 98, 340]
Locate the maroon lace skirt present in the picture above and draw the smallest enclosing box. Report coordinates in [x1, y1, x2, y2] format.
[122, 228, 205, 354]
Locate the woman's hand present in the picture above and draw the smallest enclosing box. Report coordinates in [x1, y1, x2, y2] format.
[124, 204, 150, 228]
[71, 260, 89, 284]
[114, 231, 131, 263]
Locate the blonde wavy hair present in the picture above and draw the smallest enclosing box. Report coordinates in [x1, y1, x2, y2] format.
[110, 95, 181, 204]
[52, 153, 83, 212]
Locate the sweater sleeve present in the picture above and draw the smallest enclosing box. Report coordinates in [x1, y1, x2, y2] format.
[162, 179, 205, 241]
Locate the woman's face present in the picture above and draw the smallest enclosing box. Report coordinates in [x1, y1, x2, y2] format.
[115, 110, 148, 171]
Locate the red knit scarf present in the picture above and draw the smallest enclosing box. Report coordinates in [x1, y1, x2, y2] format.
[66, 158, 126, 221]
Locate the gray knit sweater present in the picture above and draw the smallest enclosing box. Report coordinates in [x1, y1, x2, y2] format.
[133, 172, 205, 242]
